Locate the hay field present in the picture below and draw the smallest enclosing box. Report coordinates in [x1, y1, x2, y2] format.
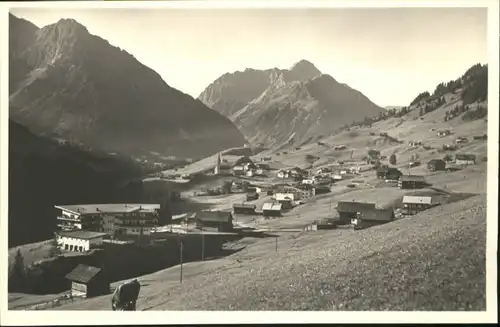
[54, 194, 486, 311]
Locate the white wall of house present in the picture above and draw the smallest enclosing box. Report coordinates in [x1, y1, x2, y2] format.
[277, 171, 289, 178]
[275, 193, 295, 201]
[61, 209, 80, 220]
[102, 215, 116, 235]
[455, 159, 475, 165]
[121, 226, 153, 235]
[57, 236, 104, 252]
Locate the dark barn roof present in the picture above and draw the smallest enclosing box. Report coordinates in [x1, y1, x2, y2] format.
[336, 201, 376, 213]
[428, 159, 445, 164]
[219, 163, 233, 169]
[256, 163, 270, 170]
[196, 211, 232, 223]
[455, 154, 476, 161]
[360, 209, 394, 222]
[377, 166, 389, 173]
[233, 203, 256, 209]
[66, 264, 102, 284]
[399, 175, 426, 182]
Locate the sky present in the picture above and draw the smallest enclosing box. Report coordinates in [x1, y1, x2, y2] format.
[10, 7, 488, 107]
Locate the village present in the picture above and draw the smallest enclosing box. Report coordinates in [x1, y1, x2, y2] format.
[27, 124, 485, 307]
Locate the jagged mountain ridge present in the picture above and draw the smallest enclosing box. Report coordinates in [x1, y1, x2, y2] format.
[198, 59, 322, 117]
[9, 14, 246, 159]
[200, 60, 385, 148]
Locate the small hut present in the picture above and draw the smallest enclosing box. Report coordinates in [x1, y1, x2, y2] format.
[427, 159, 446, 171]
[233, 203, 257, 215]
[195, 211, 233, 232]
[398, 175, 427, 189]
[65, 264, 109, 298]
[335, 201, 376, 225]
[262, 202, 282, 217]
[352, 208, 394, 230]
[402, 195, 437, 215]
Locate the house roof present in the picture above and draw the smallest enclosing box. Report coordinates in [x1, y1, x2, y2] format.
[65, 264, 102, 284]
[55, 203, 160, 215]
[57, 230, 107, 240]
[196, 211, 232, 223]
[399, 175, 426, 182]
[428, 159, 445, 164]
[377, 167, 389, 173]
[360, 209, 394, 222]
[403, 196, 433, 205]
[336, 201, 376, 213]
[455, 154, 476, 161]
[234, 156, 253, 166]
[262, 203, 282, 211]
[233, 203, 256, 209]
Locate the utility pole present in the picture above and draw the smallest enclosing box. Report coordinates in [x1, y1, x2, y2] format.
[179, 236, 183, 283]
[201, 226, 205, 261]
[275, 236, 278, 252]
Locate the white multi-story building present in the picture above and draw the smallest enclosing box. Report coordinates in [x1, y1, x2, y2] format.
[55, 203, 161, 238]
[56, 230, 107, 252]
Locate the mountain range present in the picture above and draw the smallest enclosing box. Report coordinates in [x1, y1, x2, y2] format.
[9, 14, 246, 159]
[199, 60, 386, 148]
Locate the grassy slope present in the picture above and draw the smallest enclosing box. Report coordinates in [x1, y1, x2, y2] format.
[56, 194, 486, 311]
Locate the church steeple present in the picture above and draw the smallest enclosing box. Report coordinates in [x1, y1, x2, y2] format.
[214, 152, 221, 175]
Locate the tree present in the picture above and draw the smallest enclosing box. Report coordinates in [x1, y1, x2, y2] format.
[221, 181, 232, 194]
[367, 149, 380, 159]
[443, 154, 453, 162]
[49, 236, 62, 257]
[9, 249, 26, 292]
[389, 154, 397, 165]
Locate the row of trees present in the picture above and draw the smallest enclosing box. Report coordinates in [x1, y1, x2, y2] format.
[341, 106, 412, 131]
[337, 64, 487, 133]
[419, 96, 447, 116]
[444, 103, 471, 121]
[410, 91, 431, 106]
[462, 106, 487, 121]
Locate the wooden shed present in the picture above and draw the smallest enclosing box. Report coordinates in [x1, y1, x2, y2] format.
[377, 167, 402, 180]
[233, 203, 257, 215]
[398, 175, 427, 189]
[335, 201, 376, 225]
[455, 154, 476, 165]
[402, 195, 438, 215]
[65, 264, 109, 298]
[195, 211, 233, 232]
[352, 208, 395, 230]
[427, 159, 446, 171]
[262, 202, 283, 217]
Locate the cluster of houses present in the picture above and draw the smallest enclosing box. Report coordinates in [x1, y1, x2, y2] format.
[328, 193, 439, 230]
[54, 201, 239, 253]
[436, 129, 486, 146]
[427, 153, 477, 172]
[214, 153, 270, 177]
[55, 203, 166, 252]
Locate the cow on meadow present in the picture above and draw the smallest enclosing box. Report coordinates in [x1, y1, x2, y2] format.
[111, 279, 141, 311]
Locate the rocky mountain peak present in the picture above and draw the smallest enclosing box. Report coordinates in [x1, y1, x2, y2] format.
[289, 59, 322, 79]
